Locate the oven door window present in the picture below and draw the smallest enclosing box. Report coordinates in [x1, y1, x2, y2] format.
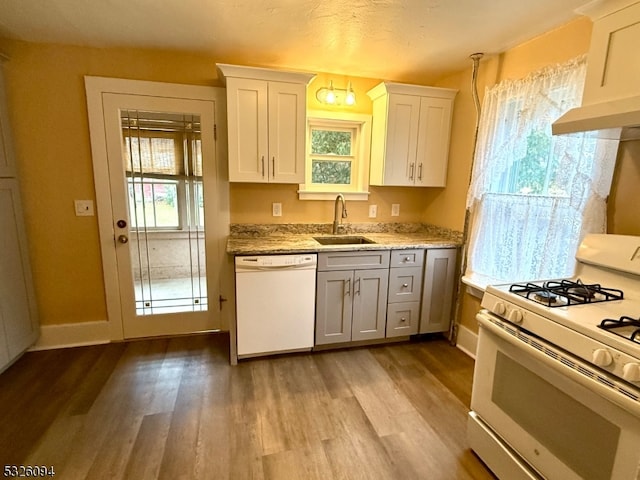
[493, 351, 619, 480]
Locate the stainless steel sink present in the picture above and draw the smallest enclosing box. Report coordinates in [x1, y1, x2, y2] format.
[313, 236, 376, 245]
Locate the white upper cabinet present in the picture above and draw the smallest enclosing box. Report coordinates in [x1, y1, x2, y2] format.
[217, 64, 315, 183]
[367, 82, 457, 187]
[581, 0, 640, 105]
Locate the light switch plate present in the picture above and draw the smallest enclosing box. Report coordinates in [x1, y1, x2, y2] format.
[272, 202, 282, 217]
[74, 200, 95, 216]
[368, 205, 377, 218]
[391, 204, 400, 216]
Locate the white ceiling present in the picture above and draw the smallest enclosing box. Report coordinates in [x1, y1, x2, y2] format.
[0, 0, 592, 81]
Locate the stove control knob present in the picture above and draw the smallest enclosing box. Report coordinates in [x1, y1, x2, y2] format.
[494, 302, 506, 315]
[592, 349, 613, 367]
[622, 363, 640, 383]
[507, 309, 523, 324]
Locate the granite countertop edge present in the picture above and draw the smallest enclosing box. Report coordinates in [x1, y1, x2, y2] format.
[227, 223, 463, 256]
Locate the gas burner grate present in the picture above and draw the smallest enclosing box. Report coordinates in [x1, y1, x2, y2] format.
[599, 316, 640, 344]
[509, 279, 624, 307]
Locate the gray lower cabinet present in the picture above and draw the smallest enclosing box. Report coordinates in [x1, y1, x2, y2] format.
[386, 249, 424, 337]
[316, 251, 390, 345]
[419, 248, 457, 333]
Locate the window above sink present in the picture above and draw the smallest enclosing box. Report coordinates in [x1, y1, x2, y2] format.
[298, 110, 372, 201]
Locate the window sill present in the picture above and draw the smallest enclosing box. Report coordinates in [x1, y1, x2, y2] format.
[297, 190, 370, 201]
[461, 273, 505, 299]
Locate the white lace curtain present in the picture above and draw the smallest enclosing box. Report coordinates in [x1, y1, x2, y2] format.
[466, 56, 619, 282]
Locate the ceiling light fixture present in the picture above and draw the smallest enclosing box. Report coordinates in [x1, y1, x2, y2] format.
[316, 80, 356, 106]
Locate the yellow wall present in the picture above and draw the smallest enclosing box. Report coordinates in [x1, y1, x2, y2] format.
[1, 14, 638, 335]
[608, 139, 640, 235]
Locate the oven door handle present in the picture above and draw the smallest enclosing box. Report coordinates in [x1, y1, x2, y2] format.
[477, 311, 640, 418]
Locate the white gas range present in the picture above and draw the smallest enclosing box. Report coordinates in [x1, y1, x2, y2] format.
[468, 234, 640, 480]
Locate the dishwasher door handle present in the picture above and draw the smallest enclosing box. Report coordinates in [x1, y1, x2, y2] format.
[236, 264, 315, 272]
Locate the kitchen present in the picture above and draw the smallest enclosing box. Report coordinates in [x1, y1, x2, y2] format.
[1, 0, 640, 478]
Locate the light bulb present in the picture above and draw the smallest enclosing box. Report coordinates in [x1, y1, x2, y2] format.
[345, 82, 356, 106]
[326, 80, 336, 104]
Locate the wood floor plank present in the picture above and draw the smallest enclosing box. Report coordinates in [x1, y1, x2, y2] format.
[312, 351, 354, 399]
[23, 414, 85, 474]
[333, 348, 417, 437]
[228, 362, 265, 480]
[192, 368, 232, 480]
[123, 412, 172, 480]
[262, 442, 335, 480]
[322, 428, 398, 480]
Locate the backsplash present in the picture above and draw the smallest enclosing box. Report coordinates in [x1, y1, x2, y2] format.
[229, 222, 463, 242]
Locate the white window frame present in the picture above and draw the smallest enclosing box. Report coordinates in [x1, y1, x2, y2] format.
[298, 110, 371, 201]
[126, 176, 204, 231]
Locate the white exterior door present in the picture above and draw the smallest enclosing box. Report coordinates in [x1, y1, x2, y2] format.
[86, 78, 228, 340]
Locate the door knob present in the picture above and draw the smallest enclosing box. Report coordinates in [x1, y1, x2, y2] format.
[117, 235, 129, 244]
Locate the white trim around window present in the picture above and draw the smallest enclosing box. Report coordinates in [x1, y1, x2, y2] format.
[298, 110, 372, 201]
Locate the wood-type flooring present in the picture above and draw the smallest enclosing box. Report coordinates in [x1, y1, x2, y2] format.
[0, 333, 495, 479]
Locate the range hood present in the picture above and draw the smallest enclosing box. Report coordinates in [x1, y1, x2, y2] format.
[552, 96, 640, 135]
[552, 0, 640, 136]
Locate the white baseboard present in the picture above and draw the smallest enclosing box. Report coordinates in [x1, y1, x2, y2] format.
[455, 324, 478, 359]
[30, 321, 111, 351]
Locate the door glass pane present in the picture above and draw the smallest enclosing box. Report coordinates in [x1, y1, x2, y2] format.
[122, 110, 207, 315]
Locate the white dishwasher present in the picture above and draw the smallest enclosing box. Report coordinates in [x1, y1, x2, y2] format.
[235, 254, 317, 358]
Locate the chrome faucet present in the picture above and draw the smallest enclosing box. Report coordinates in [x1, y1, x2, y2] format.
[332, 194, 347, 234]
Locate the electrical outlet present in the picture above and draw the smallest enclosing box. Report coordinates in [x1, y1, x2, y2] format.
[368, 205, 377, 218]
[272, 202, 282, 217]
[74, 200, 95, 216]
[391, 204, 400, 217]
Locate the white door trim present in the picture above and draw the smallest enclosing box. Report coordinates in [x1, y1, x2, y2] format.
[85, 76, 229, 341]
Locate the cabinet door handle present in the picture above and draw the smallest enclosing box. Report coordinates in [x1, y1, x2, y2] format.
[272, 156, 275, 178]
[409, 163, 415, 180]
[418, 163, 423, 181]
[345, 278, 351, 296]
[261, 156, 265, 178]
[355, 277, 361, 296]
[402, 283, 409, 288]
[400, 317, 407, 322]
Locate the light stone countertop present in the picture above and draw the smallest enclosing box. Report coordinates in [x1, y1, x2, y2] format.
[226, 223, 462, 255]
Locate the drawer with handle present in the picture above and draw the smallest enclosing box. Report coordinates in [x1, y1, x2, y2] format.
[390, 249, 424, 268]
[386, 302, 420, 337]
[388, 266, 422, 303]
